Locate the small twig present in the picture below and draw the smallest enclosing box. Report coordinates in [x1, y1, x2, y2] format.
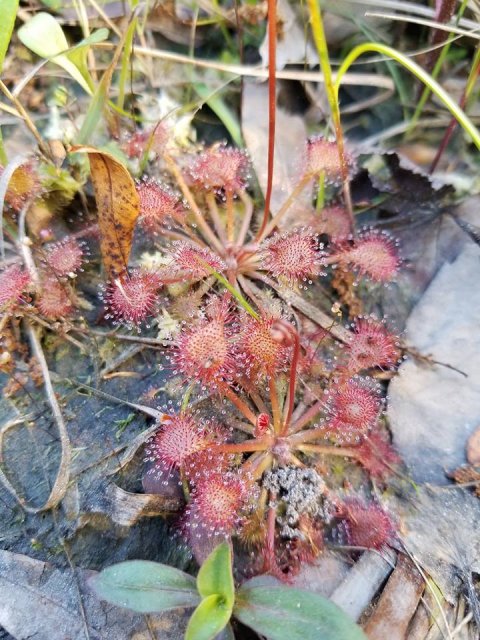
[405, 346, 468, 378]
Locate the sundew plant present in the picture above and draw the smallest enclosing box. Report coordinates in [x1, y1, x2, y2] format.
[3, 0, 480, 623]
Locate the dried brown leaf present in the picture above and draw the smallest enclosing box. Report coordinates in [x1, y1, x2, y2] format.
[72, 146, 139, 278]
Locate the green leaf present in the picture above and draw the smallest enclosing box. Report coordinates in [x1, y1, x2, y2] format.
[185, 594, 232, 640]
[89, 560, 200, 613]
[17, 13, 95, 95]
[234, 578, 368, 640]
[197, 542, 234, 608]
[0, 0, 19, 73]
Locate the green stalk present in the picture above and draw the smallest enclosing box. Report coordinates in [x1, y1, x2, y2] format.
[208, 267, 259, 320]
[117, 17, 137, 112]
[335, 42, 480, 151]
[306, 0, 353, 223]
[407, 0, 469, 136]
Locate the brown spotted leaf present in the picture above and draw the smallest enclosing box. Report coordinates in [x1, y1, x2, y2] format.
[72, 146, 139, 278]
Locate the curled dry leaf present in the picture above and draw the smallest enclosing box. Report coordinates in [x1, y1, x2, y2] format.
[72, 146, 139, 278]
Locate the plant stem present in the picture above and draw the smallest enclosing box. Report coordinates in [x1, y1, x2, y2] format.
[225, 190, 235, 242]
[407, 0, 469, 137]
[335, 43, 480, 151]
[306, 0, 353, 226]
[165, 155, 225, 254]
[429, 45, 480, 173]
[222, 385, 258, 425]
[236, 190, 254, 246]
[255, 0, 277, 241]
[205, 191, 228, 244]
[211, 438, 272, 455]
[288, 399, 324, 435]
[269, 376, 282, 434]
[281, 328, 300, 435]
[260, 175, 311, 240]
[296, 443, 357, 458]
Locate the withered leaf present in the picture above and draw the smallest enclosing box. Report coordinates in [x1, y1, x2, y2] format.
[72, 146, 139, 278]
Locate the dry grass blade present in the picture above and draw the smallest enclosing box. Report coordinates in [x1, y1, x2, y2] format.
[133, 45, 395, 90]
[365, 12, 480, 40]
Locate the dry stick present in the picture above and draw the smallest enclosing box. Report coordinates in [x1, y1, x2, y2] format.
[24, 322, 73, 512]
[165, 155, 225, 255]
[255, 0, 277, 242]
[248, 274, 352, 344]
[12, 203, 73, 513]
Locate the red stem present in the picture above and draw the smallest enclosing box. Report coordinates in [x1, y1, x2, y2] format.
[210, 438, 272, 455]
[255, 0, 277, 241]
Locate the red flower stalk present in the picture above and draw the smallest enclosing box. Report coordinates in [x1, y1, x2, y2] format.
[347, 317, 401, 373]
[189, 146, 249, 193]
[102, 270, 163, 329]
[333, 230, 401, 283]
[44, 238, 84, 277]
[340, 498, 396, 549]
[324, 379, 381, 444]
[136, 179, 185, 234]
[172, 297, 238, 389]
[37, 279, 75, 318]
[303, 136, 355, 184]
[0, 265, 31, 311]
[186, 471, 251, 537]
[261, 228, 324, 285]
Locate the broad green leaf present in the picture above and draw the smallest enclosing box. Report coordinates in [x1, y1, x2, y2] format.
[197, 542, 234, 608]
[0, 0, 18, 73]
[89, 560, 200, 613]
[234, 579, 368, 640]
[185, 594, 232, 640]
[18, 13, 93, 95]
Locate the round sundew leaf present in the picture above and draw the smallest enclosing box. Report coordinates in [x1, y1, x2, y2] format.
[89, 560, 200, 613]
[234, 579, 367, 640]
[185, 594, 232, 640]
[196, 542, 234, 608]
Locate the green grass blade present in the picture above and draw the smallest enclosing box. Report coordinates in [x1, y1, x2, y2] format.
[194, 83, 243, 147]
[0, 0, 19, 163]
[335, 42, 480, 151]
